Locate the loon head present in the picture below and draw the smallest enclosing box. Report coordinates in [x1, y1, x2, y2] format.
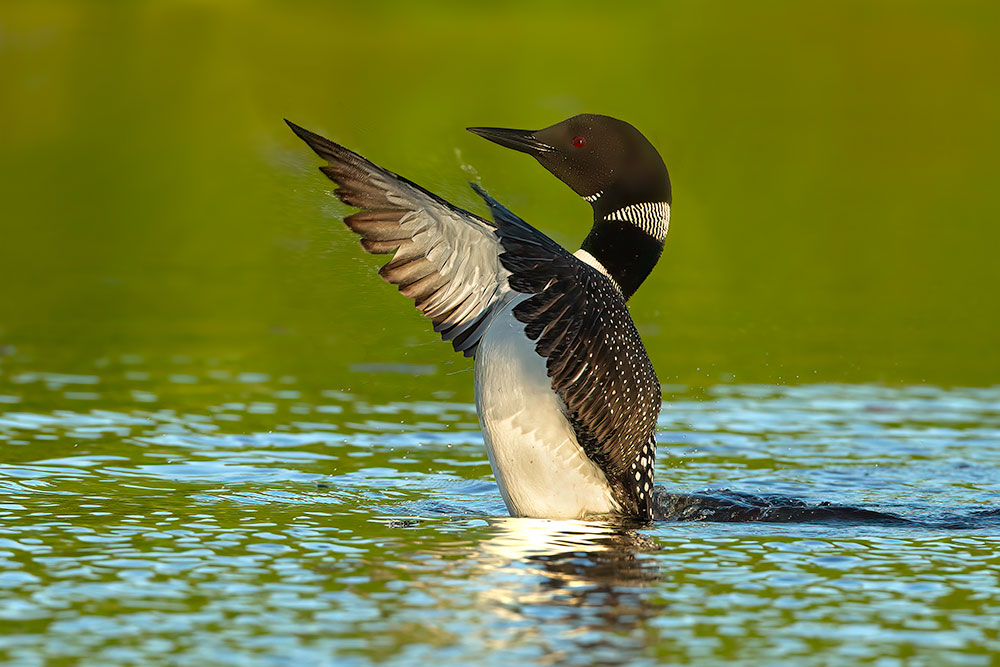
[469, 114, 671, 300]
[468, 114, 671, 218]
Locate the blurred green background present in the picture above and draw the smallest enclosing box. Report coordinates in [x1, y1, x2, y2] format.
[1, 0, 998, 395]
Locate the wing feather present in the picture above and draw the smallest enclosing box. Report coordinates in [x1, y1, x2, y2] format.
[287, 120, 508, 356]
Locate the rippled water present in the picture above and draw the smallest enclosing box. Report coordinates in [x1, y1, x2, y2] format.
[1, 356, 998, 664]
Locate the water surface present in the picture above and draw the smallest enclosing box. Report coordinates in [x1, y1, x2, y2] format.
[1, 357, 998, 664]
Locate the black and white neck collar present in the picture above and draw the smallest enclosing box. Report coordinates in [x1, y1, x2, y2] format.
[577, 201, 668, 301]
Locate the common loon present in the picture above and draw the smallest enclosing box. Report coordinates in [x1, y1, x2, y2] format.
[287, 114, 671, 521]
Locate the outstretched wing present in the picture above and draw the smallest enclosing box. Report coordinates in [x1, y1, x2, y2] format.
[287, 120, 508, 357]
[474, 188, 661, 516]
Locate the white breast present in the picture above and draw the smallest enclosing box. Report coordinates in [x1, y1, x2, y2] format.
[474, 295, 618, 519]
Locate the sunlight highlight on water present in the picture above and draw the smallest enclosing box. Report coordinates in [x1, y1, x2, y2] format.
[1, 355, 998, 664]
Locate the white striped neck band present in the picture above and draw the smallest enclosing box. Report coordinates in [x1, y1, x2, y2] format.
[604, 202, 670, 242]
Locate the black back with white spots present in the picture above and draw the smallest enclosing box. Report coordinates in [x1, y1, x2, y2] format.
[473, 186, 661, 518]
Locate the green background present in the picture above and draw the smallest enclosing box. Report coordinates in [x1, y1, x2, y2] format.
[2, 1, 998, 395]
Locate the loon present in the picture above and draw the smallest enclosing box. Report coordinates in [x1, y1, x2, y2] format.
[287, 114, 671, 521]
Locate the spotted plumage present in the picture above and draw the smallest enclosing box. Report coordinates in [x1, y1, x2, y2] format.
[287, 114, 671, 521]
[473, 187, 661, 517]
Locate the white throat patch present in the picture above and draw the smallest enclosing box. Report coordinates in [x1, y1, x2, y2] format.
[605, 202, 670, 242]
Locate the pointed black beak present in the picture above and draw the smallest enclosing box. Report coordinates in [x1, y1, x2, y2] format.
[467, 126, 556, 155]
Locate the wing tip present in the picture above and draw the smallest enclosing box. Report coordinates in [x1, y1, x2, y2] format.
[284, 118, 350, 163]
[284, 118, 314, 144]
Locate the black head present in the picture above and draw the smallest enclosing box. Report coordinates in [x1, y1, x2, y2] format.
[468, 114, 671, 214]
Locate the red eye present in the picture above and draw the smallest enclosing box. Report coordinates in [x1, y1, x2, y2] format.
[572, 136, 586, 148]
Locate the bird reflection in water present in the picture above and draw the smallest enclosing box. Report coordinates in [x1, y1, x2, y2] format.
[471, 518, 662, 663]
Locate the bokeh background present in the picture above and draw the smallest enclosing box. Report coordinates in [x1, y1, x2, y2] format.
[1, 1, 998, 394]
